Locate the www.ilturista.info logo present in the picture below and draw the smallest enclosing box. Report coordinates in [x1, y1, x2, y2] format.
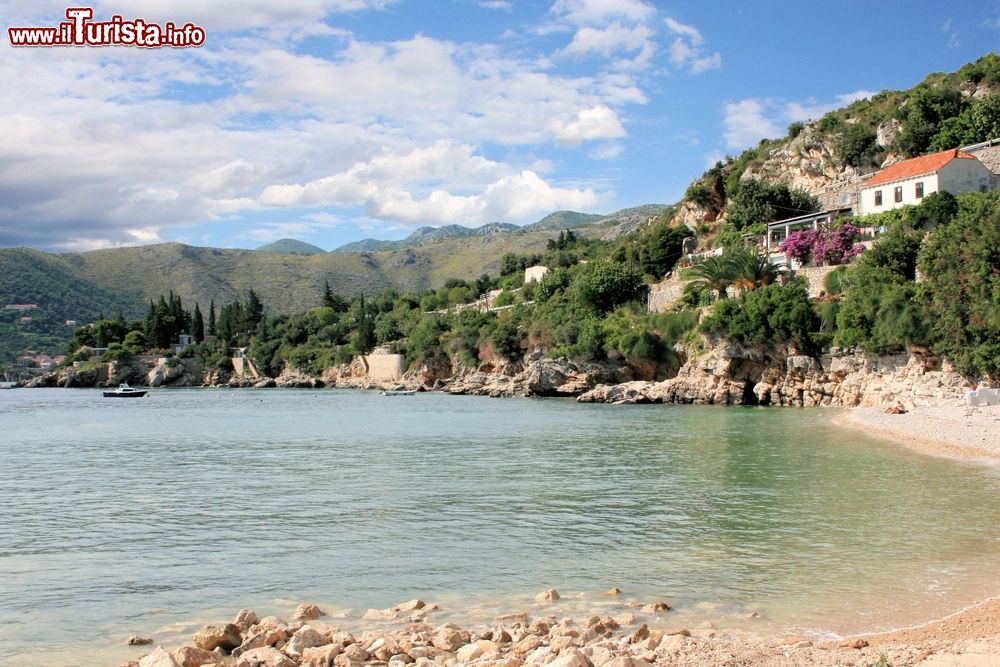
[8, 7, 205, 48]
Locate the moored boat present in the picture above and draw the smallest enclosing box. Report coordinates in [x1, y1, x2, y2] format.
[381, 389, 416, 396]
[102, 383, 148, 398]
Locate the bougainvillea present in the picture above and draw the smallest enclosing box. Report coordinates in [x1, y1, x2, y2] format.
[779, 221, 862, 265]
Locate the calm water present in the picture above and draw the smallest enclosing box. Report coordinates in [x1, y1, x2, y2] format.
[3, 388, 1000, 665]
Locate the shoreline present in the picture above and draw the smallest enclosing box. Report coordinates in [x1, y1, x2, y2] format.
[832, 404, 1000, 465]
[107, 592, 1000, 667]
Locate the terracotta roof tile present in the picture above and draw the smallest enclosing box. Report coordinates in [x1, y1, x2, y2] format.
[864, 149, 978, 187]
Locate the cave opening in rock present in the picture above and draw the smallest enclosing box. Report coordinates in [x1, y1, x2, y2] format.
[741, 379, 760, 406]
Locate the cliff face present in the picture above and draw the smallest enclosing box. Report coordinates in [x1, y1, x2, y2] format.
[578, 342, 969, 407]
[743, 123, 863, 195]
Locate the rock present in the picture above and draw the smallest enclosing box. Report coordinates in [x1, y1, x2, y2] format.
[534, 588, 561, 602]
[640, 601, 670, 614]
[395, 599, 426, 611]
[126, 635, 154, 646]
[659, 635, 687, 653]
[341, 643, 370, 662]
[456, 643, 484, 661]
[294, 603, 326, 621]
[511, 634, 542, 656]
[665, 629, 690, 637]
[301, 644, 342, 667]
[284, 625, 330, 658]
[172, 646, 223, 667]
[626, 625, 649, 643]
[193, 624, 243, 652]
[547, 648, 590, 667]
[138, 647, 181, 667]
[431, 624, 470, 652]
[842, 638, 869, 649]
[603, 588, 622, 596]
[236, 646, 297, 667]
[234, 610, 260, 632]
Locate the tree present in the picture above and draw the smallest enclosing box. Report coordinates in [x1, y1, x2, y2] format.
[208, 299, 216, 336]
[638, 225, 688, 278]
[322, 280, 349, 311]
[354, 294, 375, 355]
[726, 179, 818, 231]
[838, 123, 878, 168]
[728, 247, 780, 291]
[245, 289, 264, 331]
[686, 255, 735, 300]
[579, 260, 644, 312]
[192, 303, 205, 343]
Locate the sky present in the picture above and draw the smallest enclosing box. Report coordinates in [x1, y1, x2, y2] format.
[1, 1, 998, 253]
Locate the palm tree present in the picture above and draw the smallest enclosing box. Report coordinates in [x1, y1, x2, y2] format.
[728, 247, 781, 292]
[686, 255, 735, 300]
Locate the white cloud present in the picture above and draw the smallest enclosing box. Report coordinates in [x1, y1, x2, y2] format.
[549, 0, 655, 26]
[784, 90, 875, 122]
[722, 99, 781, 150]
[259, 143, 599, 225]
[560, 21, 652, 58]
[663, 17, 702, 45]
[664, 16, 720, 74]
[479, 0, 514, 10]
[547, 105, 627, 145]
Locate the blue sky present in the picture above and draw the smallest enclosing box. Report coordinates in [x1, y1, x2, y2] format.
[0, 0, 998, 252]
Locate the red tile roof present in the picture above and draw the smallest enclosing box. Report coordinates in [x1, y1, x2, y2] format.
[864, 149, 979, 187]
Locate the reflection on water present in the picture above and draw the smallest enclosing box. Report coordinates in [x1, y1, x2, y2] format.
[2, 389, 1000, 665]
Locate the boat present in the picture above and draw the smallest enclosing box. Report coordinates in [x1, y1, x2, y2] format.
[102, 383, 148, 398]
[381, 389, 417, 396]
[0, 382, 15, 389]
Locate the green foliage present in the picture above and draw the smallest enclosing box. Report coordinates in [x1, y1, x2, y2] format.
[491, 321, 522, 360]
[916, 190, 1000, 379]
[835, 265, 926, 353]
[701, 282, 819, 352]
[787, 121, 804, 139]
[579, 260, 645, 313]
[822, 266, 848, 296]
[930, 93, 1000, 150]
[726, 179, 818, 231]
[895, 85, 967, 157]
[837, 122, 878, 168]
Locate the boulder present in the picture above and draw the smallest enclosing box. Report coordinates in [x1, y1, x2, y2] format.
[236, 647, 297, 667]
[534, 588, 560, 602]
[456, 643, 484, 661]
[284, 625, 330, 658]
[294, 603, 325, 621]
[301, 644, 342, 667]
[547, 647, 590, 667]
[172, 646, 223, 667]
[234, 609, 260, 632]
[138, 647, 180, 667]
[431, 624, 470, 652]
[193, 623, 243, 652]
[126, 635, 154, 646]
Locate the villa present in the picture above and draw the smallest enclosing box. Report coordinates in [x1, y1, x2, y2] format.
[858, 148, 993, 215]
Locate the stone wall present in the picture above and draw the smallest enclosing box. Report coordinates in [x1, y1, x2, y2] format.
[795, 265, 841, 298]
[648, 277, 687, 313]
[362, 353, 406, 382]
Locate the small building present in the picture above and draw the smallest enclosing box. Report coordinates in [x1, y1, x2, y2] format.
[524, 265, 549, 283]
[65, 320, 77, 326]
[171, 333, 195, 355]
[765, 208, 853, 254]
[859, 148, 993, 215]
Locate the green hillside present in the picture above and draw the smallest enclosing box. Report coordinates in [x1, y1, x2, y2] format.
[0, 248, 144, 361]
[255, 238, 327, 255]
[523, 211, 605, 231]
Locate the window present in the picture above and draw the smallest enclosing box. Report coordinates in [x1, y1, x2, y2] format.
[894, 186, 903, 203]
[915, 181, 924, 199]
[874, 190, 882, 206]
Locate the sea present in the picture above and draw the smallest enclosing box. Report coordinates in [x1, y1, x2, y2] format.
[3, 388, 1000, 666]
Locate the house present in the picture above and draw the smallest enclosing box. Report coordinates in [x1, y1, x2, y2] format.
[859, 148, 993, 215]
[765, 208, 854, 255]
[171, 333, 195, 355]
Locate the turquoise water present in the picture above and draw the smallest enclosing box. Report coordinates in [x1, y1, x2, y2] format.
[3, 388, 1000, 665]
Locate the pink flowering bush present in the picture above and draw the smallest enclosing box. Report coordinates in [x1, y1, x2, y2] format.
[779, 221, 862, 265]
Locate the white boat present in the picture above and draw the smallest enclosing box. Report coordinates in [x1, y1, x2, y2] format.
[102, 383, 148, 398]
[381, 389, 417, 396]
[0, 381, 15, 389]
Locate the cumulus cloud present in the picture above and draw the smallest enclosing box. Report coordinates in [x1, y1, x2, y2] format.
[259, 142, 599, 225]
[547, 105, 627, 145]
[549, 0, 655, 26]
[722, 99, 781, 149]
[664, 16, 721, 74]
[560, 21, 653, 58]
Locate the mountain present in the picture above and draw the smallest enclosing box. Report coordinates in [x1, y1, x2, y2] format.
[334, 222, 521, 253]
[522, 211, 605, 231]
[255, 239, 327, 255]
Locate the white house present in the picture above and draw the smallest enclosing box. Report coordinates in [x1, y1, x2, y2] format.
[859, 148, 993, 215]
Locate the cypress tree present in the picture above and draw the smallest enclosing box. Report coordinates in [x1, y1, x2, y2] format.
[208, 299, 216, 336]
[192, 303, 205, 343]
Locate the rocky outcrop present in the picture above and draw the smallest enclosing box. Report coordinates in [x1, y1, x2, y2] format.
[147, 359, 199, 387]
[579, 342, 968, 407]
[744, 122, 863, 194]
[443, 357, 628, 398]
